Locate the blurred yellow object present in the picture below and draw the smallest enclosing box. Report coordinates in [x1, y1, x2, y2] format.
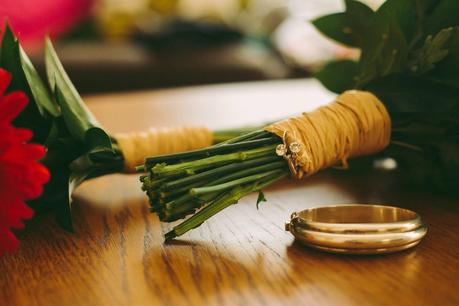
[94, 0, 287, 40]
[149, 0, 179, 14]
[94, 0, 149, 39]
[97, 11, 136, 39]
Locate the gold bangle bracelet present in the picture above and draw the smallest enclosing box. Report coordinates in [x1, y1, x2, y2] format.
[290, 204, 422, 234]
[285, 204, 427, 255]
[309, 240, 422, 255]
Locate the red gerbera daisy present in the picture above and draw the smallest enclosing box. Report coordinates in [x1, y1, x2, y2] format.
[0, 68, 50, 256]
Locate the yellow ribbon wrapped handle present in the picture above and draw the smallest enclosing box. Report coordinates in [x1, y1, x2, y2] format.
[115, 126, 213, 172]
[265, 90, 391, 179]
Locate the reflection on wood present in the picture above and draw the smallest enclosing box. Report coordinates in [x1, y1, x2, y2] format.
[1, 171, 458, 306]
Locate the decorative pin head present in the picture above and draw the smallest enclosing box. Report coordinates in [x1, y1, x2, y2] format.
[289, 142, 301, 154]
[276, 144, 287, 156]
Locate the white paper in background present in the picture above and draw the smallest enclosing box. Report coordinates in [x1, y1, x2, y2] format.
[273, 0, 385, 69]
[179, 0, 288, 35]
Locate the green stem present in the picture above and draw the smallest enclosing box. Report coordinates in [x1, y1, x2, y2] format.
[152, 144, 278, 178]
[390, 140, 423, 152]
[212, 127, 266, 144]
[144, 137, 278, 168]
[159, 155, 281, 191]
[165, 171, 288, 240]
[161, 192, 220, 222]
[216, 129, 271, 146]
[210, 160, 287, 185]
[141, 176, 168, 191]
[159, 178, 214, 199]
[160, 160, 286, 217]
[190, 169, 285, 196]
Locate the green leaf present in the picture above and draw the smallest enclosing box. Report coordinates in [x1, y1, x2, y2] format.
[54, 85, 114, 156]
[425, 0, 459, 35]
[85, 127, 114, 153]
[0, 23, 55, 119]
[315, 60, 358, 93]
[364, 74, 459, 113]
[256, 191, 267, 209]
[0, 23, 51, 143]
[312, 1, 373, 48]
[409, 27, 458, 74]
[0, 24, 58, 118]
[43, 118, 62, 147]
[313, 13, 354, 46]
[56, 171, 91, 231]
[357, 15, 408, 86]
[376, 0, 417, 43]
[19, 47, 60, 117]
[427, 27, 459, 89]
[0, 24, 28, 92]
[344, 0, 374, 46]
[44, 38, 101, 142]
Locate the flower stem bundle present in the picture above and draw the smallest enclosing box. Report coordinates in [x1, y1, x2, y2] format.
[140, 130, 289, 238]
[141, 90, 391, 239]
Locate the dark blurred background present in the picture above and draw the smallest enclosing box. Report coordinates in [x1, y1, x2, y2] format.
[0, 0, 382, 94]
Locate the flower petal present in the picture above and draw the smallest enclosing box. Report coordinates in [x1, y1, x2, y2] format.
[0, 229, 19, 256]
[0, 68, 49, 256]
[0, 68, 12, 96]
[0, 91, 29, 123]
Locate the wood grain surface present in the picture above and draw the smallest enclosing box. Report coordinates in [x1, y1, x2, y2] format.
[1, 80, 458, 306]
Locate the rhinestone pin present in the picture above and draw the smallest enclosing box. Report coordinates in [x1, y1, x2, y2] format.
[276, 144, 287, 156]
[289, 142, 301, 154]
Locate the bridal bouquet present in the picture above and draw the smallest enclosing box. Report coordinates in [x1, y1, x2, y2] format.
[1, 0, 458, 253]
[139, 0, 459, 239]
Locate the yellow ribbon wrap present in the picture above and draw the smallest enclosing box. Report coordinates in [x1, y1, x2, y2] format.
[115, 126, 212, 172]
[265, 90, 391, 179]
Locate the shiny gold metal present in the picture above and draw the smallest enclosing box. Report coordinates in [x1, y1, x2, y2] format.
[291, 223, 427, 250]
[308, 240, 422, 255]
[286, 204, 427, 255]
[293, 204, 422, 234]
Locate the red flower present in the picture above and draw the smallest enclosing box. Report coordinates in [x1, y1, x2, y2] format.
[0, 68, 50, 256]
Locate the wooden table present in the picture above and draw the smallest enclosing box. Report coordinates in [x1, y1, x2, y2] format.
[1, 80, 458, 306]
